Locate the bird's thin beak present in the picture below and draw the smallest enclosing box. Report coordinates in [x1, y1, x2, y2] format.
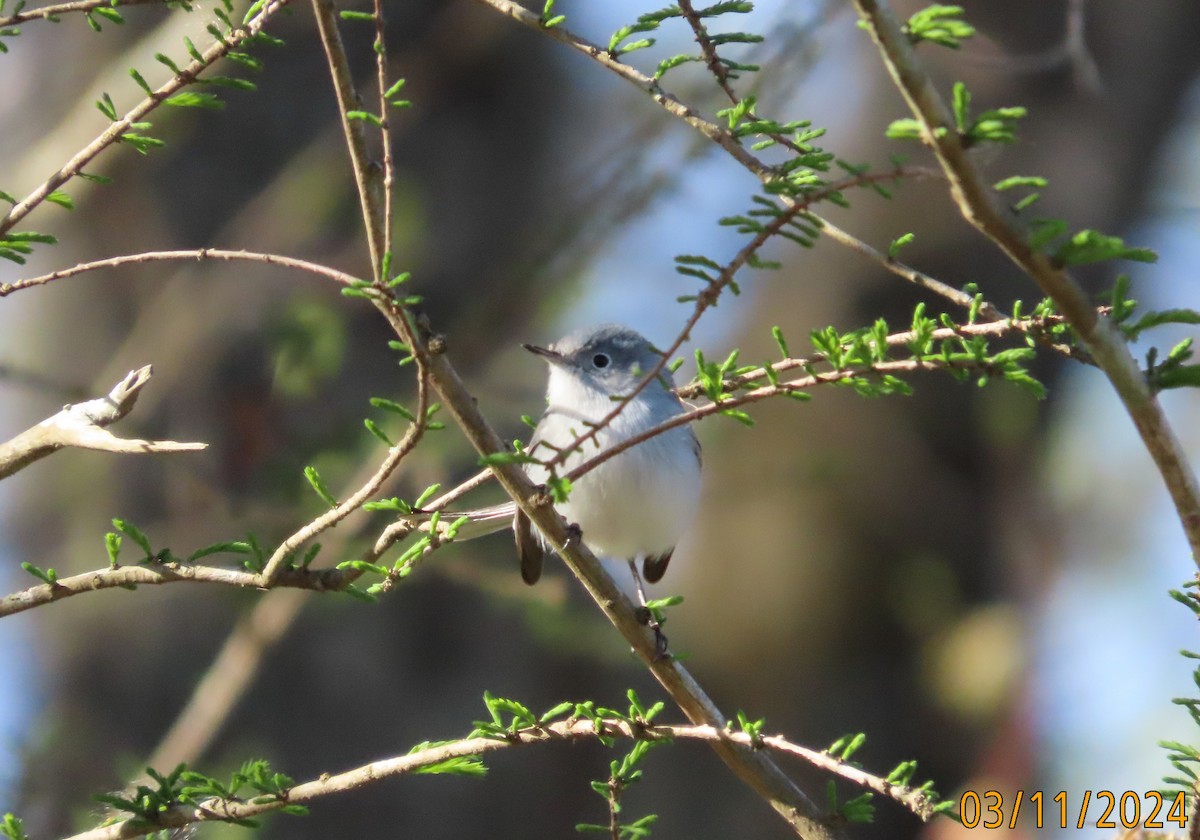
[522, 343, 567, 366]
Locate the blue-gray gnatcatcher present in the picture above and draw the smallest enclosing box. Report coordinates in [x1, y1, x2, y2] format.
[515, 324, 702, 594]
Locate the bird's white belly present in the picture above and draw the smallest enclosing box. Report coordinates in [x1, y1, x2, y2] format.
[529, 412, 700, 561]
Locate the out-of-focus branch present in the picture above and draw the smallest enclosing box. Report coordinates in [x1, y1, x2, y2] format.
[143, 590, 308, 772]
[66, 718, 937, 840]
[0, 0, 293, 237]
[0, 365, 205, 480]
[961, 0, 1102, 95]
[849, 0, 1200, 566]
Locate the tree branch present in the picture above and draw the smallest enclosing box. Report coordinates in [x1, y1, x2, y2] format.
[65, 718, 937, 840]
[257, 359, 431, 584]
[309, 0, 386, 272]
[0, 365, 205, 480]
[849, 0, 1200, 565]
[0, 561, 348, 619]
[0, 0, 293, 237]
[374, 302, 834, 839]
[676, 314, 1079, 400]
[467, 0, 1200, 566]
[464, 0, 998, 321]
[0, 0, 165, 26]
[565, 357, 1031, 487]
[0, 248, 361, 297]
[309, 4, 833, 832]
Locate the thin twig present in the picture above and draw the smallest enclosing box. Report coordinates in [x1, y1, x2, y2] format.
[372, 0, 395, 274]
[0, 248, 361, 297]
[475, 0, 767, 174]
[467, 0, 1002, 319]
[566, 357, 1023, 486]
[675, 314, 1076, 400]
[677, 0, 739, 102]
[257, 358, 430, 585]
[370, 466, 494, 556]
[816, 216, 1005, 321]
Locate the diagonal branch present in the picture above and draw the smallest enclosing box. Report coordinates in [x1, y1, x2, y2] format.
[849, 0, 1200, 564]
[0, 365, 205, 480]
[378, 302, 834, 840]
[466, 0, 995, 319]
[257, 355, 431, 585]
[311, 6, 831, 833]
[0, 0, 293, 237]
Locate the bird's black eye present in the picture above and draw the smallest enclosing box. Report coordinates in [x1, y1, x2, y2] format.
[592, 353, 611, 369]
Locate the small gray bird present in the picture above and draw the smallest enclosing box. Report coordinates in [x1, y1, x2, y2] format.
[515, 324, 702, 594]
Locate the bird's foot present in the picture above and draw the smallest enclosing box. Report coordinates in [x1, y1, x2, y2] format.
[563, 522, 583, 549]
[629, 559, 669, 659]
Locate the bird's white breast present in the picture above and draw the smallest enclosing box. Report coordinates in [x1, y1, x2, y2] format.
[528, 372, 700, 561]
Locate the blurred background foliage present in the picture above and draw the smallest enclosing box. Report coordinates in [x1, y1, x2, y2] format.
[1, 0, 1199, 837]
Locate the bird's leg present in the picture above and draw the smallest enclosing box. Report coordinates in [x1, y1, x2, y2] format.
[628, 557, 668, 658]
